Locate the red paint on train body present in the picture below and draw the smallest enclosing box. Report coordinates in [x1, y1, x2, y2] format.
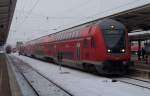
[20, 19, 131, 74]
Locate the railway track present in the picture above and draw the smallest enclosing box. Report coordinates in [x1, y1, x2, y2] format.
[112, 76, 150, 89]
[17, 69, 40, 96]
[11, 55, 150, 92]
[9, 56, 73, 96]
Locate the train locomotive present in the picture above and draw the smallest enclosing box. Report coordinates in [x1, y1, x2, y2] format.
[20, 19, 131, 75]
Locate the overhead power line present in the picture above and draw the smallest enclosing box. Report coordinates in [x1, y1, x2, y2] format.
[14, 0, 93, 32]
[17, 0, 40, 29]
[53, 0, 143, 31]
[57, 0, 92, 14]
[89, 0, 142, 18]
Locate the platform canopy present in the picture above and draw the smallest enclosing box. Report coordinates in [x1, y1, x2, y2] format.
[92, 3, 150, 41]
[128, 31, 150, 41]
[75, 3, 150, 33]
[108, 3, 150, 32]
[0, 0, 17, 46]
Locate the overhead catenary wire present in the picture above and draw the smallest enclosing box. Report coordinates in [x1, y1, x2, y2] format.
[15, 0, 92, 26]
[14, 0, 94, 35]
[13, 0, 94, 34]
[16, 0, 40, 29]
[11, 0, 146, 43]
[52, 0, 143, 31]
[89, 0, 142, 18]
[55, 0, 93, 15]
[13, 0, 143, 31]
[17, 0, 29, 19]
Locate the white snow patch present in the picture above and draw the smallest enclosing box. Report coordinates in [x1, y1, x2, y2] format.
[13, 54, 150, 96]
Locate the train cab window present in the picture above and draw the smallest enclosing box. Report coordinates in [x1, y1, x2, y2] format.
[84, 39, 88, 48]
[91, 37, 96, 48]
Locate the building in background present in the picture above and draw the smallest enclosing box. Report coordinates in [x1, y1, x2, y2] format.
[16, 41, 23, 51]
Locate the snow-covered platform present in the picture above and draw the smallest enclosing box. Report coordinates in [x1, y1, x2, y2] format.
[12, 54, 150, 96]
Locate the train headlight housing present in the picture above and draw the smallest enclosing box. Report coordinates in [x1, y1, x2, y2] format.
[121, 49, 125, 53]
[107, 49, 111, 53]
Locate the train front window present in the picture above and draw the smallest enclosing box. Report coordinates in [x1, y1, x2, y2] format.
[103, 29, 125, 53]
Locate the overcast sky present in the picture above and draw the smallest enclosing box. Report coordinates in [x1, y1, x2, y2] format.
[7, 0, 150, 45]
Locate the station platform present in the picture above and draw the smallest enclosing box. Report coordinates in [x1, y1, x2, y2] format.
[130, 55, 150, 79]
[0, 54, 12, 96]
[0, 53, 22, 96]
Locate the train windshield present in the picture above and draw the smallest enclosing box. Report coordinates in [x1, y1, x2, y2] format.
[103, 29, 125, 53]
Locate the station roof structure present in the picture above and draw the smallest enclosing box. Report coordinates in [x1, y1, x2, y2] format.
[0, 0, 17, 46]
[107, 3, 150, 41]
[129, 31, 150, 41]
[63, 3, 150, 41]
[109, 3, 150, 32]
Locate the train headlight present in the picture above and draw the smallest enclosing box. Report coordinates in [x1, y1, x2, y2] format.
[110, 25, 115, 29]
[107, 49, 111, 53]
[121, 49, 125, 52]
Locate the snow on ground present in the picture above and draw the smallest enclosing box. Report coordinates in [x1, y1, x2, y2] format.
[13, 57, 71, 96]
[13, 54, 150, 96]
[8, 56, 37, 96]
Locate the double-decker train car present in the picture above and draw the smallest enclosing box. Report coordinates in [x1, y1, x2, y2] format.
[20, 19, 131, 75]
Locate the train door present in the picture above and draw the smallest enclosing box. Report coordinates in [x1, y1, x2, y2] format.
[90, 36, 96, 60]
[83, 37, 90, 60]
[76, 42, 80, 64]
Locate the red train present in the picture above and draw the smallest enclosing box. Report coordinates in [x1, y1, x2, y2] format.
[20, 19, 131, 75]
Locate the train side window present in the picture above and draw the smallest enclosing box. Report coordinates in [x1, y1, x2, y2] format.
[61, 34, 63, 40]
[62, 33, 65, 40]
[63, 33, 65, 40]
[75, 31, 77, 38]
[84, 39, 88, 48]
[58, 33, 60, 40]
[68, 32, 71, 39]
[59, 33, 62, 40]
[91, 37, 96, 48]
[77, 31, 79, 37]
[72, 31, 76, 38]
[66, 32, 69, 39]
[70, 32, 73, 39]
